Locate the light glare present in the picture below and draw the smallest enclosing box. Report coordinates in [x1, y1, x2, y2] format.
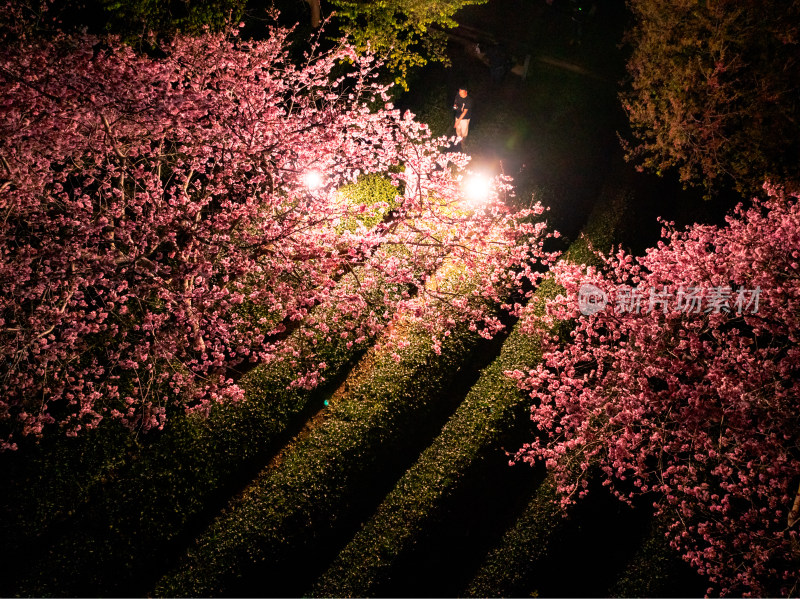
[463, 173, 491, 205]
[303, 169, 324, 190]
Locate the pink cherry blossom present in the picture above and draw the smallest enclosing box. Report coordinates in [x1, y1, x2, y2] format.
[513, 185, 800, 596]
[0, 22, 554, 449]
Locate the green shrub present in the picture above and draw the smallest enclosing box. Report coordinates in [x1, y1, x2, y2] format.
[562, 182, 633, 266]
[6, 306, 373, 597]
[465, 475, 562, 597]
[155, 320, 487, 597]
[308, 282, 554, 597]
[410, 80, 453, 139]
[98, 0, 246, 40]
[0, 421, 134, 590]
[609, 518, 703, 598]
[309, 184, 632, 597]
[336, 174, 401, 231]
[467, 184, 650, 597]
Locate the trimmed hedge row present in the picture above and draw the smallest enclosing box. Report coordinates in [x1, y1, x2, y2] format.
[0, 417, 133, 576]
[307, 279, 557, 597]
[461, 184, 639, 597]
[471, 473, 670, 598]
[309, 182, 633, 597]
[154, 315, 490, 597]
[7, 308, 374, 597]
[560, 181, 634, 266]
[467, 182, 688, 597]
[465, 474, 563, 596]
[609, 517, 704, 598]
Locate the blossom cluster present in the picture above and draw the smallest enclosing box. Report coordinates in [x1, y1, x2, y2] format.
[512, 186, 800, 596]
[0, 25, 553, 449]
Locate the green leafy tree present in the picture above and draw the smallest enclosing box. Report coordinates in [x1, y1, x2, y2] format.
[620, 0, 800, 194]
[329, 0, 486, 88]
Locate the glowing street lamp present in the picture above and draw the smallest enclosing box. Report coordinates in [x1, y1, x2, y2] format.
[462, 172, 492, 206]
[302, 169, 324, 190]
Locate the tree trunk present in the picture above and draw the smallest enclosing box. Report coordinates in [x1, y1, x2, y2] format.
[789, 481, 800, 529]
[305, 0, 321, 28]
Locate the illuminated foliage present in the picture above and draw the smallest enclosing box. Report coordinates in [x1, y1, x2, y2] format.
[330, 0, 487, 88]
[621, 0, 800, 193]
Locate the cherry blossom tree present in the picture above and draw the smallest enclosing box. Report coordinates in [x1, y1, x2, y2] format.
[512, 185, 800, 596]
[0, 23, 552, 449]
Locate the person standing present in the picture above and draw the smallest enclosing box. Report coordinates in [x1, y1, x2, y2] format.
[453, 86, 473, 140]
